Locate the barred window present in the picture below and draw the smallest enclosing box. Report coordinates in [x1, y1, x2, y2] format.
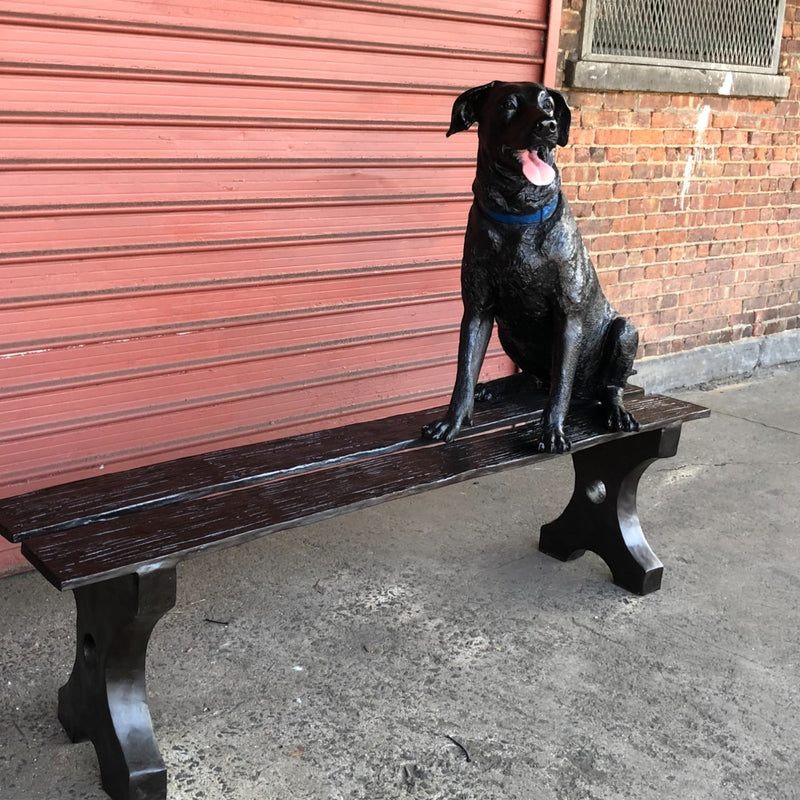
[587, 0, 785, 72]
[568, 0, 789, 97]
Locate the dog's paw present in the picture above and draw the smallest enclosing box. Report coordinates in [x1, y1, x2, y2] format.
[537, 426, 572, 454]
[606, 406, 639, 433]
[421, 418, 462, 442]
[474, 382, 495, 403]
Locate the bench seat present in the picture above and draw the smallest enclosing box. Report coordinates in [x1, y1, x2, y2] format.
[2, 380, 706, 592]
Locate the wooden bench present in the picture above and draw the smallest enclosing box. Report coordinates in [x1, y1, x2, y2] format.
[0, 376, 708, 800]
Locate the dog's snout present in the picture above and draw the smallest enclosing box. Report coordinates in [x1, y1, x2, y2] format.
[537, 119, 557, 135]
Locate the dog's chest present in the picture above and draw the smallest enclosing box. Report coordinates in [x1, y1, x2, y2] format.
[476, 227, 556, 317]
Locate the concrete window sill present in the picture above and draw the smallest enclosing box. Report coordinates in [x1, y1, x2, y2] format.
[566, 59, 791, 99]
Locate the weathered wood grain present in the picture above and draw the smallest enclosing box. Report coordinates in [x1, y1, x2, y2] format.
[0, 377, 641, 540]
[20, 391, 707, 590]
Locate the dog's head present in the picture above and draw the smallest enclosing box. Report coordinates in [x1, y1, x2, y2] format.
[447, 81, 571, 190]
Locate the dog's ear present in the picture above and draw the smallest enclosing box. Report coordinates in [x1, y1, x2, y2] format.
[447, 81, 498, 137]
[547, 88, 571, 147]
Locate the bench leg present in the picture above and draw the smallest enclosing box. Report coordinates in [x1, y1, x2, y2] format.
[539, 424, 683, 595]
[58, 565, 177, 800]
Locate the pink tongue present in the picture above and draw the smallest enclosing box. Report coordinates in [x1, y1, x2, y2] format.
[517, 150, 555, 186]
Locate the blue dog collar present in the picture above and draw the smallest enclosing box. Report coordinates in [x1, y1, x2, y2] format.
[479, 195, 559, 225]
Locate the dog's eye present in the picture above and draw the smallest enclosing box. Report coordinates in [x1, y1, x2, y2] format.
[500, 96, 519, 114]
[540, 95, 555, 114]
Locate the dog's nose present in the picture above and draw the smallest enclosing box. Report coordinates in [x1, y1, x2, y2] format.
[537, 119, 557, 135]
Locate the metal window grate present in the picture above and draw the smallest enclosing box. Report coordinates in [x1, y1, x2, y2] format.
[585, 0, 786, 72]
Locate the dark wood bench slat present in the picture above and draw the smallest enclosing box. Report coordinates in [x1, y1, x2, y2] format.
[0, 379, 643, 542]
[0, 377, 532, 541]
[22, 394, 707, 591]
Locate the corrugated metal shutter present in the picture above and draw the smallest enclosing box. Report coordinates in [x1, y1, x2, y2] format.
[0, 0, 551, 519]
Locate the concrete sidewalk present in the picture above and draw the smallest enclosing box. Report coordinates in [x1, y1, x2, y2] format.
[1, 365, 798, 800]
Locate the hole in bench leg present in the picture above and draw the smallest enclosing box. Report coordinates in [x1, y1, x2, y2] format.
[58, 565, 177, 800]
[83, 633, 98, 670]
[585, 479, 607, 505]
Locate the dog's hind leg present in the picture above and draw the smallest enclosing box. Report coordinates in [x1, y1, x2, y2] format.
[474, 371, 542, 403]
[599, 316, 639, 432]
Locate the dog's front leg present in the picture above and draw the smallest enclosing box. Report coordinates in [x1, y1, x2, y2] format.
[422, 311, 493, 442]
[540, 315, 582, 453]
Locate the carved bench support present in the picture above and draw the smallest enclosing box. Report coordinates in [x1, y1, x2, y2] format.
[539, 424, 683, 595]
[58, 565, 177, 800]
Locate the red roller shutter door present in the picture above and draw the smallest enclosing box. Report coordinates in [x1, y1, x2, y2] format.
[0, 0, 556, 571]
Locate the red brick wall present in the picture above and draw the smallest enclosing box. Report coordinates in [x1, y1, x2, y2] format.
[555, 0, 800, 358]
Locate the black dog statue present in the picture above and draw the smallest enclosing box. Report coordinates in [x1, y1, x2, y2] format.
[423, 80, 639, 453]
